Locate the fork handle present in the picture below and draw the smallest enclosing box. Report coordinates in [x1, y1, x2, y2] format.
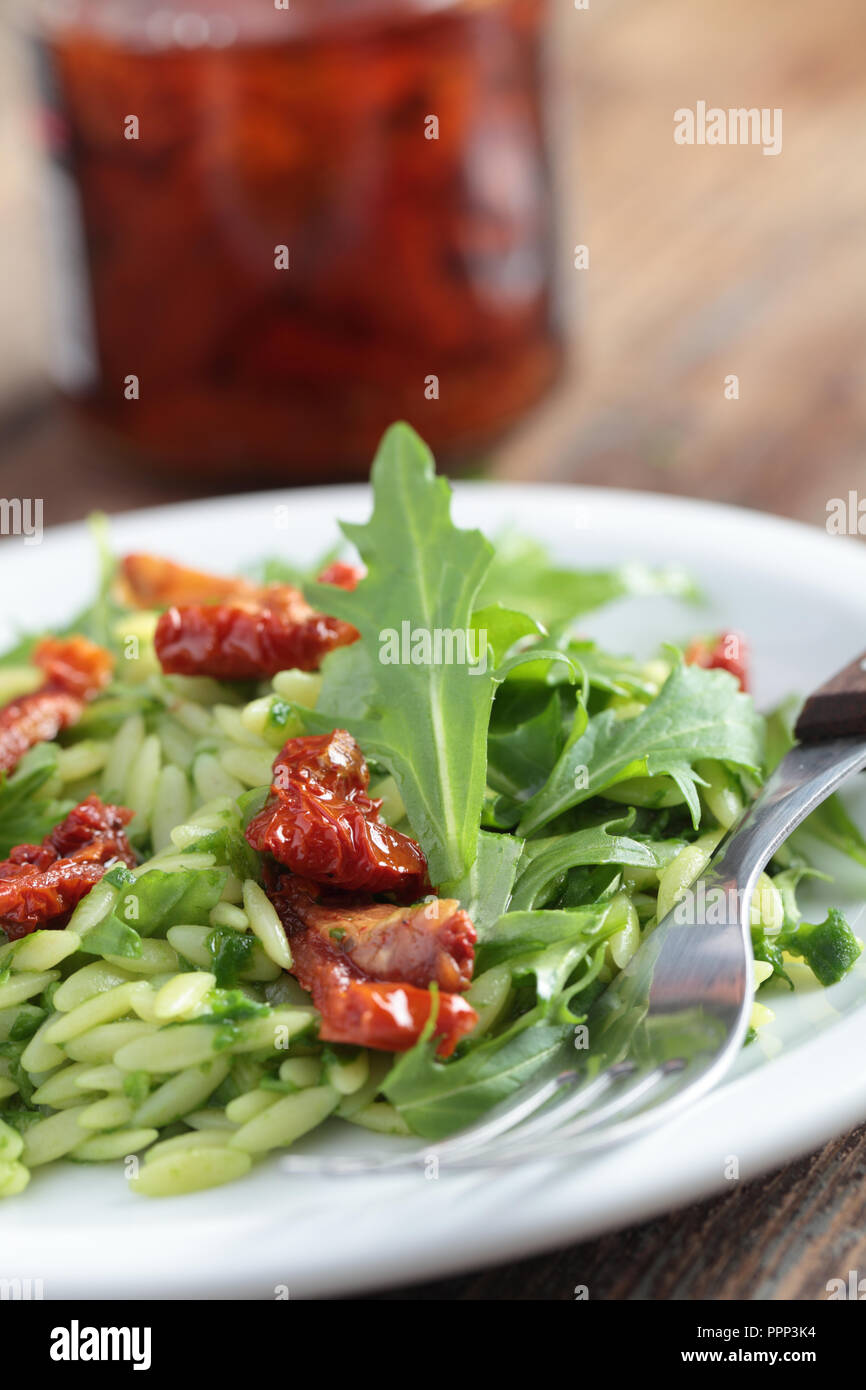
[795, 650, 866, 741]
[713, 734, 866, 893]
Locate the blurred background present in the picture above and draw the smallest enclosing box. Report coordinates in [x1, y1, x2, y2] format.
[0, 0, 863, 527]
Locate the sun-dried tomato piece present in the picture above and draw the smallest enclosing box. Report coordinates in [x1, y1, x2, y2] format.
[0, 689, 83, 776]
[2, 842, 57, 874]
[44, 794, 136, 866]
[275, 876, 475, 992]
[269, 875, 477, 1058]
[0, 795, 135, 940]
[0, 861, 108, 942]
[685, 630, 749, 692]
[123, 551, 361, 678]
[315, 977, 478, 1058]
[316, 561, 364, 592]
[0, 635, 115, 776]
[247, 730, 430, 899]
[154, 586, 358, 680]
[120, 553, 257, 609]
[271, 727, 368, 791]
[33, 636, 114, 700]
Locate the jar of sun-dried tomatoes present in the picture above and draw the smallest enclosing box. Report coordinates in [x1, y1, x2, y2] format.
[28, 0, 563, 480]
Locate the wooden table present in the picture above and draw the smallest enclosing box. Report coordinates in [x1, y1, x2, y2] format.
[1, 0, 865, 1301]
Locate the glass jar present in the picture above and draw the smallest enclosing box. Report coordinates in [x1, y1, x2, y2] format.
[29, 0, 562, 479]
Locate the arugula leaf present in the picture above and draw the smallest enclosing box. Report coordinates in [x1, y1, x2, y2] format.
[562, 642, 663, 699]
[383, 1014, 570, 1140]
[766, 701, 866, 868]
[518, 658, 764, 835]
[301, 423, 496, 889]
[559, 863, 624, 908]
[0, 744, 72, 857]
[509, 938, 606, 1007]
[476, 533, 698, 635]
[510, 818, 662, 911]
[470, 606, 542, 667]
[487, 685, 566, 802]
[447, 830, 524, 937]
[797, 799, 866, 869]
[477, 904, 612, 973]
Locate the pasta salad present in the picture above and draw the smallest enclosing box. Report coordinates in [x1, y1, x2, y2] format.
[0, 424, 862, 1198]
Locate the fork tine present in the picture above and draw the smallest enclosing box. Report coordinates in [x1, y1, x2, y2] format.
[543, 1058, 688, 1144]
[280, 1066, 593, 1177]
[438, 1058, 689, 1169]
[467, 1060, 642, 1151]
[279, 1060, 679, 1177]
[415, 1061, 640, 1168]
[393, 1065, 625, 1169]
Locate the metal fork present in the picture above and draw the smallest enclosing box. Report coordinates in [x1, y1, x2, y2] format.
[282, 650, 866, 1175]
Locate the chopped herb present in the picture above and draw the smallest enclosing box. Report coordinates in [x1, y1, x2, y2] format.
[122, 1071, 150, 1105]
[781, 908, 862, 987]
[206, 929, 256, 988]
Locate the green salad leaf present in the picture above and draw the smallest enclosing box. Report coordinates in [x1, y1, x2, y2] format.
[383, 1015, 570, 1140]
[78, 866, 228, 957]
[447, 829, 524, 937]
[302, 423, 497, 889]
[510, 818, 662, 912]
[476, 533, 699, 635]
[0, 744, 72, 857]
[518, 658, 764, 835]
[766, 701, 866, 868]
[487, 684, 566, 803]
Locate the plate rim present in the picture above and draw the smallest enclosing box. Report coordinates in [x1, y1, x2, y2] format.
[1, 479, 865, 1299]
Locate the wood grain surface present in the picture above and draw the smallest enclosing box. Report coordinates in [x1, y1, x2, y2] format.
[494, 0, 866, 532]
[0, 0, 864, 1302]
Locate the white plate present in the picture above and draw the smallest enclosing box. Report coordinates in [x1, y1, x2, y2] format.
[2, 482, 866, 1301]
